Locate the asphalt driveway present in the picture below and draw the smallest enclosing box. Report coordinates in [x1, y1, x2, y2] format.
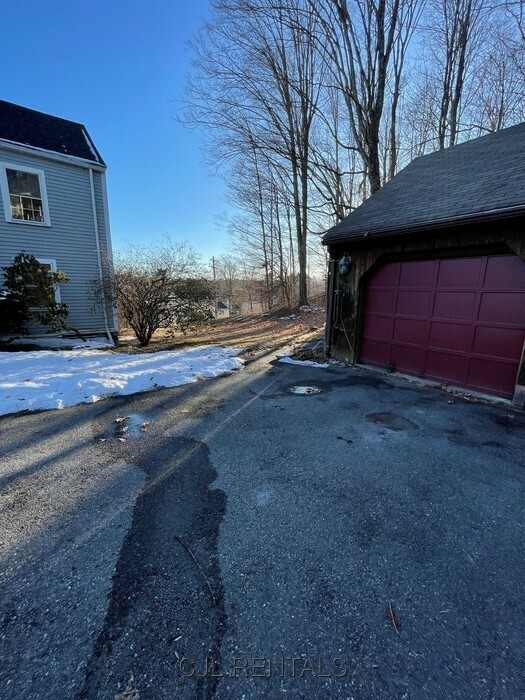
[0, 353, 523, 699]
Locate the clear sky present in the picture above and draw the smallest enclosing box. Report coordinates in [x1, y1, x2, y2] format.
[1, 0, 229, 263]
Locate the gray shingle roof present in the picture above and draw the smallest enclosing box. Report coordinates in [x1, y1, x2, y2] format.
[323, 122, 525, 245]
[0, 100, 105, 166]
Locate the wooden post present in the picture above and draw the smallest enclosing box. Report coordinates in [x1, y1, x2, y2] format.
[512, 340, 525, 407]
[211, 257, 218, 318]
[324, 258, 336, 356]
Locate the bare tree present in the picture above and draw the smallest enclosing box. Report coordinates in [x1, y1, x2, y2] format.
[504, 0, 525, 48]
[114, 240, 213, 346]
[501, 0, 525, 85]
[183, 0, 323, 305]
[471, 44, 525, 131]
[180, 0, 523, 312]
[215, 254, 239, 307]
[428, 0, 488, 147]
[309, 0, 417, 193]
[308, 86, 363, 222]
[387, 0, 424, 176]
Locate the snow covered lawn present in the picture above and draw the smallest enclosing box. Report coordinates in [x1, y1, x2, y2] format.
[0, 346, 244, 416]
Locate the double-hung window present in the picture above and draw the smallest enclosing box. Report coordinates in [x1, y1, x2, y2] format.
[0, 163, 51, 225]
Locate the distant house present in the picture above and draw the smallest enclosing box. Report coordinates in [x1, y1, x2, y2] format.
[323, 123, 525, 405]
[216, 300, 230, 318]
[0, 100, 117, 340]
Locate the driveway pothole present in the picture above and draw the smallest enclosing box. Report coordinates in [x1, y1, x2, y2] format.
[92, 413, 153, 444]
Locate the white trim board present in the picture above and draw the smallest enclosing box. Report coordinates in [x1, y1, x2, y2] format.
[0, 138, 106, 171]
[0, 161, 52, 226]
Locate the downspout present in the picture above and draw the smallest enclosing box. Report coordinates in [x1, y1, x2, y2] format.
[101, 171, 119, 332]
[89, 168, 114, 345]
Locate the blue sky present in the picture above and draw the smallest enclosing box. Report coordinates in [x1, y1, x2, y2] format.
[1, 0, 229, 263]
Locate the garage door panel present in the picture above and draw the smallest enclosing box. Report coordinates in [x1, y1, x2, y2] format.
[393, 318, 428, 345]
[433, 291, 477, 320]
[365, 289, 396, 315]
[363, 313, 394, 340]
[360, 254, 525, 399]
[360, 338, 391, 366]
[472, 326, 525, 360]
[399, 260, 436, 288]
[485, 255, 525, 289]
[467, 358, 519, 398]
[429, 321, 471, 352]
[425, 351, 469, 384]
[478, 292, 525, 325]
[396, 291, 431, 317]
[368, 262, 399, 288]
[390, 345, 426, 375]
[437, 257, 483, 287]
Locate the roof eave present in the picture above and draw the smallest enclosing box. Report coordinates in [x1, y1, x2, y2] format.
[0, 137, 107, 170]
[322, 204, 525, 246]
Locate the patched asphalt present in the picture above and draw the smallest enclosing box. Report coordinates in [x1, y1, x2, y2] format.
[0, 355, 524, 699]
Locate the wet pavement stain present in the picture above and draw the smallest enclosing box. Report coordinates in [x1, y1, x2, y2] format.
[365, 412, 419, 431]
[490, 412, 525, 432]
[78, 437, 227, 700]
[261, 368, 396, 400]
[481, 440, 505, 448]
[93, 413, 152, 445]
[115, 413, 150, 439]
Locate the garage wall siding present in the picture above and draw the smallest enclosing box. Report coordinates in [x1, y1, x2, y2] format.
[0, 146, 115, 335]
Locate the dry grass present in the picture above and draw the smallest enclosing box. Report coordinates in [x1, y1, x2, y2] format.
[114, 296, 326, 356]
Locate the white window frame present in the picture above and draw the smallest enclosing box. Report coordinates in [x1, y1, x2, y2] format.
[36, 258, 61, 303]
[0, 162, 51, 226]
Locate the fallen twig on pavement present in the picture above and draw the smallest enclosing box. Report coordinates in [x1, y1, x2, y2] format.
[174, 535, 217, 606]
[386, 602, 401, 633]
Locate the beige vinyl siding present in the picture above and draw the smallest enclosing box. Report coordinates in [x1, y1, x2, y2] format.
[0, 146, 115, 335]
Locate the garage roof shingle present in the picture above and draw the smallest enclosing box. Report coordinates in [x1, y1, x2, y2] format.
[323, 122, 525, 245]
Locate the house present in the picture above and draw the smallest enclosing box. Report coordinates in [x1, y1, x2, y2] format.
[0, 100, 117, 341]
[322, 123, 525, 405]
[216, 300, 230, 318]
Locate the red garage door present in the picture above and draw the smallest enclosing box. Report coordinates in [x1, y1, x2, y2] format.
[360, 254, 525, 399]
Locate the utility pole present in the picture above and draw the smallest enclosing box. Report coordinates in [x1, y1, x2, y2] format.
[211, 256, 218, 318]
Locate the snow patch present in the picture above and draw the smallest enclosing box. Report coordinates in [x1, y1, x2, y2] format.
[279, 356, 329, 368]
[0, 346, 243, 416]
[3, 336, 113, 350]
[299, 305, 324, 313]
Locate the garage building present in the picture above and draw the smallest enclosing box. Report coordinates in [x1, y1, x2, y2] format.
[322, 123, 525, 405]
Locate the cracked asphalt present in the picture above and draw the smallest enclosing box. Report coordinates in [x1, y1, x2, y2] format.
[0, 353, 524, 699]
